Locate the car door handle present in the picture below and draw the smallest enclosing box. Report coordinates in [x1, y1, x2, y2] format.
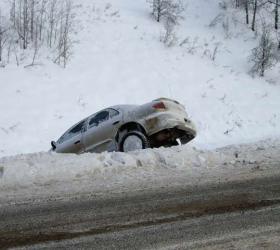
[74, 140, 81, 145]
[113, 121, 120, 125]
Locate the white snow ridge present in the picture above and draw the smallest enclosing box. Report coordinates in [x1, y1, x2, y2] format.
[1, 139, 279, 203]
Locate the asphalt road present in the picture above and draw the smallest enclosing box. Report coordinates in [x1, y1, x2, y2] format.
[1, 172, 280, 250]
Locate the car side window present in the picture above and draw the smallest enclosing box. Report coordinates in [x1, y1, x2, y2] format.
[58, 120, 85, 143]
[89, 111, 109, 127]
[69, 121, 85, 135]
[108, 108, 120, 118]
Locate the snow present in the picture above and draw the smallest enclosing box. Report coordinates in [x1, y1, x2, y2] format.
[1, 138, 279, 204]
[0, 0, 280, 157]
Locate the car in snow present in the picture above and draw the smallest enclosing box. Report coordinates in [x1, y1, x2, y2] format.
[51, 98, 196, 154]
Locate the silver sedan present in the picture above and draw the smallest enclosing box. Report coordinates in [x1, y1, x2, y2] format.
[51, 98, 196, 153]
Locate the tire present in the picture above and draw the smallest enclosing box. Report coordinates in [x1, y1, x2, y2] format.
[120, 130, 150, 152]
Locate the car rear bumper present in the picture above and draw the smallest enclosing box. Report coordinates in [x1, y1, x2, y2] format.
[144, 112, 197, 137]
[176, 124, 197, 137]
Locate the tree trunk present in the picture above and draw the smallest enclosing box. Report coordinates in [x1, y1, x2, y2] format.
[275, 0, 279, 30]
[38, 0, 45, 41]
[260, 37, 267, 77]
[23, 0, 28, 49]
[0, 31, 2, 62]
[252, 0, 257, 31]
[10, 0, 16, 27]
[236, 0, 240, 8]
[49, 0, 57, 48]
[245, 0, 249, 25]
[0, 9, 2, 62]
[30, 0, 35, 41]
[157, 1, 160, 22]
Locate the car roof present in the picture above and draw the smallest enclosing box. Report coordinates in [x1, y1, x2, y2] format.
[109, 104, 139, 112]
[81, 105, 139, 122]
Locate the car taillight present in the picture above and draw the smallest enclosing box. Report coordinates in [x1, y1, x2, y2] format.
[152, 102, 166, 110]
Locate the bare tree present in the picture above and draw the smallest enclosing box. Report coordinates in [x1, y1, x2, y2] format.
[234, 0, 241, 8]
[249, 26, 277, 76]
[232, 0, 280, 52]
[160, 16, 177, 47]
[55, 0, 74, 67]
[10, 0, 16, 27]
[232, 0, 250, 24]
[165, 0, 184, 25]
[0, 9, 9, 62]
[47, 0, 58, 48]
[251, 0, 271, 31]
[148, 0, 183, 24]
[29, 0, 35, 41]
[0, 0, 75, 67]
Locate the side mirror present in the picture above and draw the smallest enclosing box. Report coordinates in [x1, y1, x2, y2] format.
[51, 141, 57, 150]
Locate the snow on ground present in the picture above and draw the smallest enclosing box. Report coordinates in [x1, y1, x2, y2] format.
[1, 138, 280, 204]
[0, 0, 280, 157]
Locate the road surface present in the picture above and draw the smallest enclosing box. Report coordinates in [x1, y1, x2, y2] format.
[1, 174, 280, 249]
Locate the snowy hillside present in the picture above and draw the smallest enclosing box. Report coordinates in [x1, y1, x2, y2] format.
[0, 0, 280, 157]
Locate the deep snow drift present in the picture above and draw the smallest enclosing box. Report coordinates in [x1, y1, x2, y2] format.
[0, 0, 280, 158]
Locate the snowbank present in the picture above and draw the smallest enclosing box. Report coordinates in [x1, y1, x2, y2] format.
[1, 139, 279, 203]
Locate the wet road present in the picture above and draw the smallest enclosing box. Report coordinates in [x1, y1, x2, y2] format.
[1, 174, 280, 249]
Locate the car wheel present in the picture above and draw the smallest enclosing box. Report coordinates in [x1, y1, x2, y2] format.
[120, 131, 150, 152]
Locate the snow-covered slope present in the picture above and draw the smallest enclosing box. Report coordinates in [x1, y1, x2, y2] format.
[0, 0, 280, 157]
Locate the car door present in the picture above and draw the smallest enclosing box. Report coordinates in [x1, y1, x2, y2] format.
[56, 120, 86, 154]
[83, 109, 121, 153]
